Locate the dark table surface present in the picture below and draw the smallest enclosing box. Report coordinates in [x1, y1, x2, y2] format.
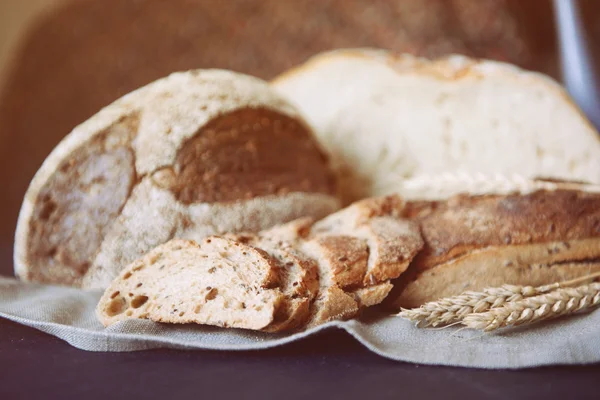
[1, 316, 599, 400]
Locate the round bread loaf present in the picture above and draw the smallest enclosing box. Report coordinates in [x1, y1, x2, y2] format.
[14, 69, 340, 289]
[272, 49, 600, 204]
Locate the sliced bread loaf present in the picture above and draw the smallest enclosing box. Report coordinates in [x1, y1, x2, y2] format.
[15, 69, 340, 288]
[98, 195, 425, 331]
[272, 49, 600, 203]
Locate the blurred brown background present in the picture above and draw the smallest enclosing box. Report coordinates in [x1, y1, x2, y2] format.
[0, 0, 599, 275]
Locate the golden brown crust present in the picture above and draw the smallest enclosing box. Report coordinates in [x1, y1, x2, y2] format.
[405, 190, 600, 271]
[358, 217, 424, 285]
[308, 235, 369, 288]
[310, 195, 423, 285]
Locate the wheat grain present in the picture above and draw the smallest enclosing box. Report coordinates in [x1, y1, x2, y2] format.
[398, 284, 545, 327]
[398, 272, 600, 327]
[463, 283, 600, 331]
[397, 173, 600, 201]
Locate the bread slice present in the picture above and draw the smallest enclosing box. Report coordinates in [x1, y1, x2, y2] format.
[299, 195, 423, 327]
[97, 238, 284, 330]
[350, 282, 394, 308]
[387, 184, 600, 309]
[234, 222, 365, 329]
[304, 286, 359, 328]
[302, 235, 369, 288]
[16, 69, 340, 288]
[355, 217, 423, 285]
[226, 232, 319, 331]
[311, 195, 424, 284]
[272, 49, 600, 204]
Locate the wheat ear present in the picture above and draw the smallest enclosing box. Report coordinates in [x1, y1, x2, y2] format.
[398, 272, 600, 327]
[463, 282, 600, 331]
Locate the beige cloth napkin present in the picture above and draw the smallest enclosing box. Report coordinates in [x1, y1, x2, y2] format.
[1, 275, 599, 368]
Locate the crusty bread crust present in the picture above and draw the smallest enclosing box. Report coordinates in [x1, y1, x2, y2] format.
[405, 189, 600, 270]
[303, 235, 369, 288]
[16, 69, 340, 288]
[387, 185, 600, 309]
[311, 195, 423, 285]
[304, 286, 359, 328]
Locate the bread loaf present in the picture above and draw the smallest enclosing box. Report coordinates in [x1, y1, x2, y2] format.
[98, 195, 423, 331]
[387, 182, 600, 309]
[14, 69, 340, 288]
[272, 49, 600, 203]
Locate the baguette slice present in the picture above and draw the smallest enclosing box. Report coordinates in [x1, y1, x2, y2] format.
[300, 195, 424, 327]
[350, 282, 394, 308]
[273, 49, 600, 203]
[305, 286, 359, 328]
[226, 232, 319, 331]
[311, 195, 424, 285]
[97, 238, 284, 330]
[302, 235, 369, 288]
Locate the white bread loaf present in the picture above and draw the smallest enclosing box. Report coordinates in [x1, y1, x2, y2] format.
[272, 49, 600, 203]
[15, 69, 340, 288]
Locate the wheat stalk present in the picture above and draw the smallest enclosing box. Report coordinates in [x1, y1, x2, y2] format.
[398, 272, 600, 327]
[399, 285, 542, 327]
[463, 283, 600, 331]
[395, 172, 600, 201]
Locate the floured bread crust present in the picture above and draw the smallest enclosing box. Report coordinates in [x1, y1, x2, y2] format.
[15, 69, 339, 288]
